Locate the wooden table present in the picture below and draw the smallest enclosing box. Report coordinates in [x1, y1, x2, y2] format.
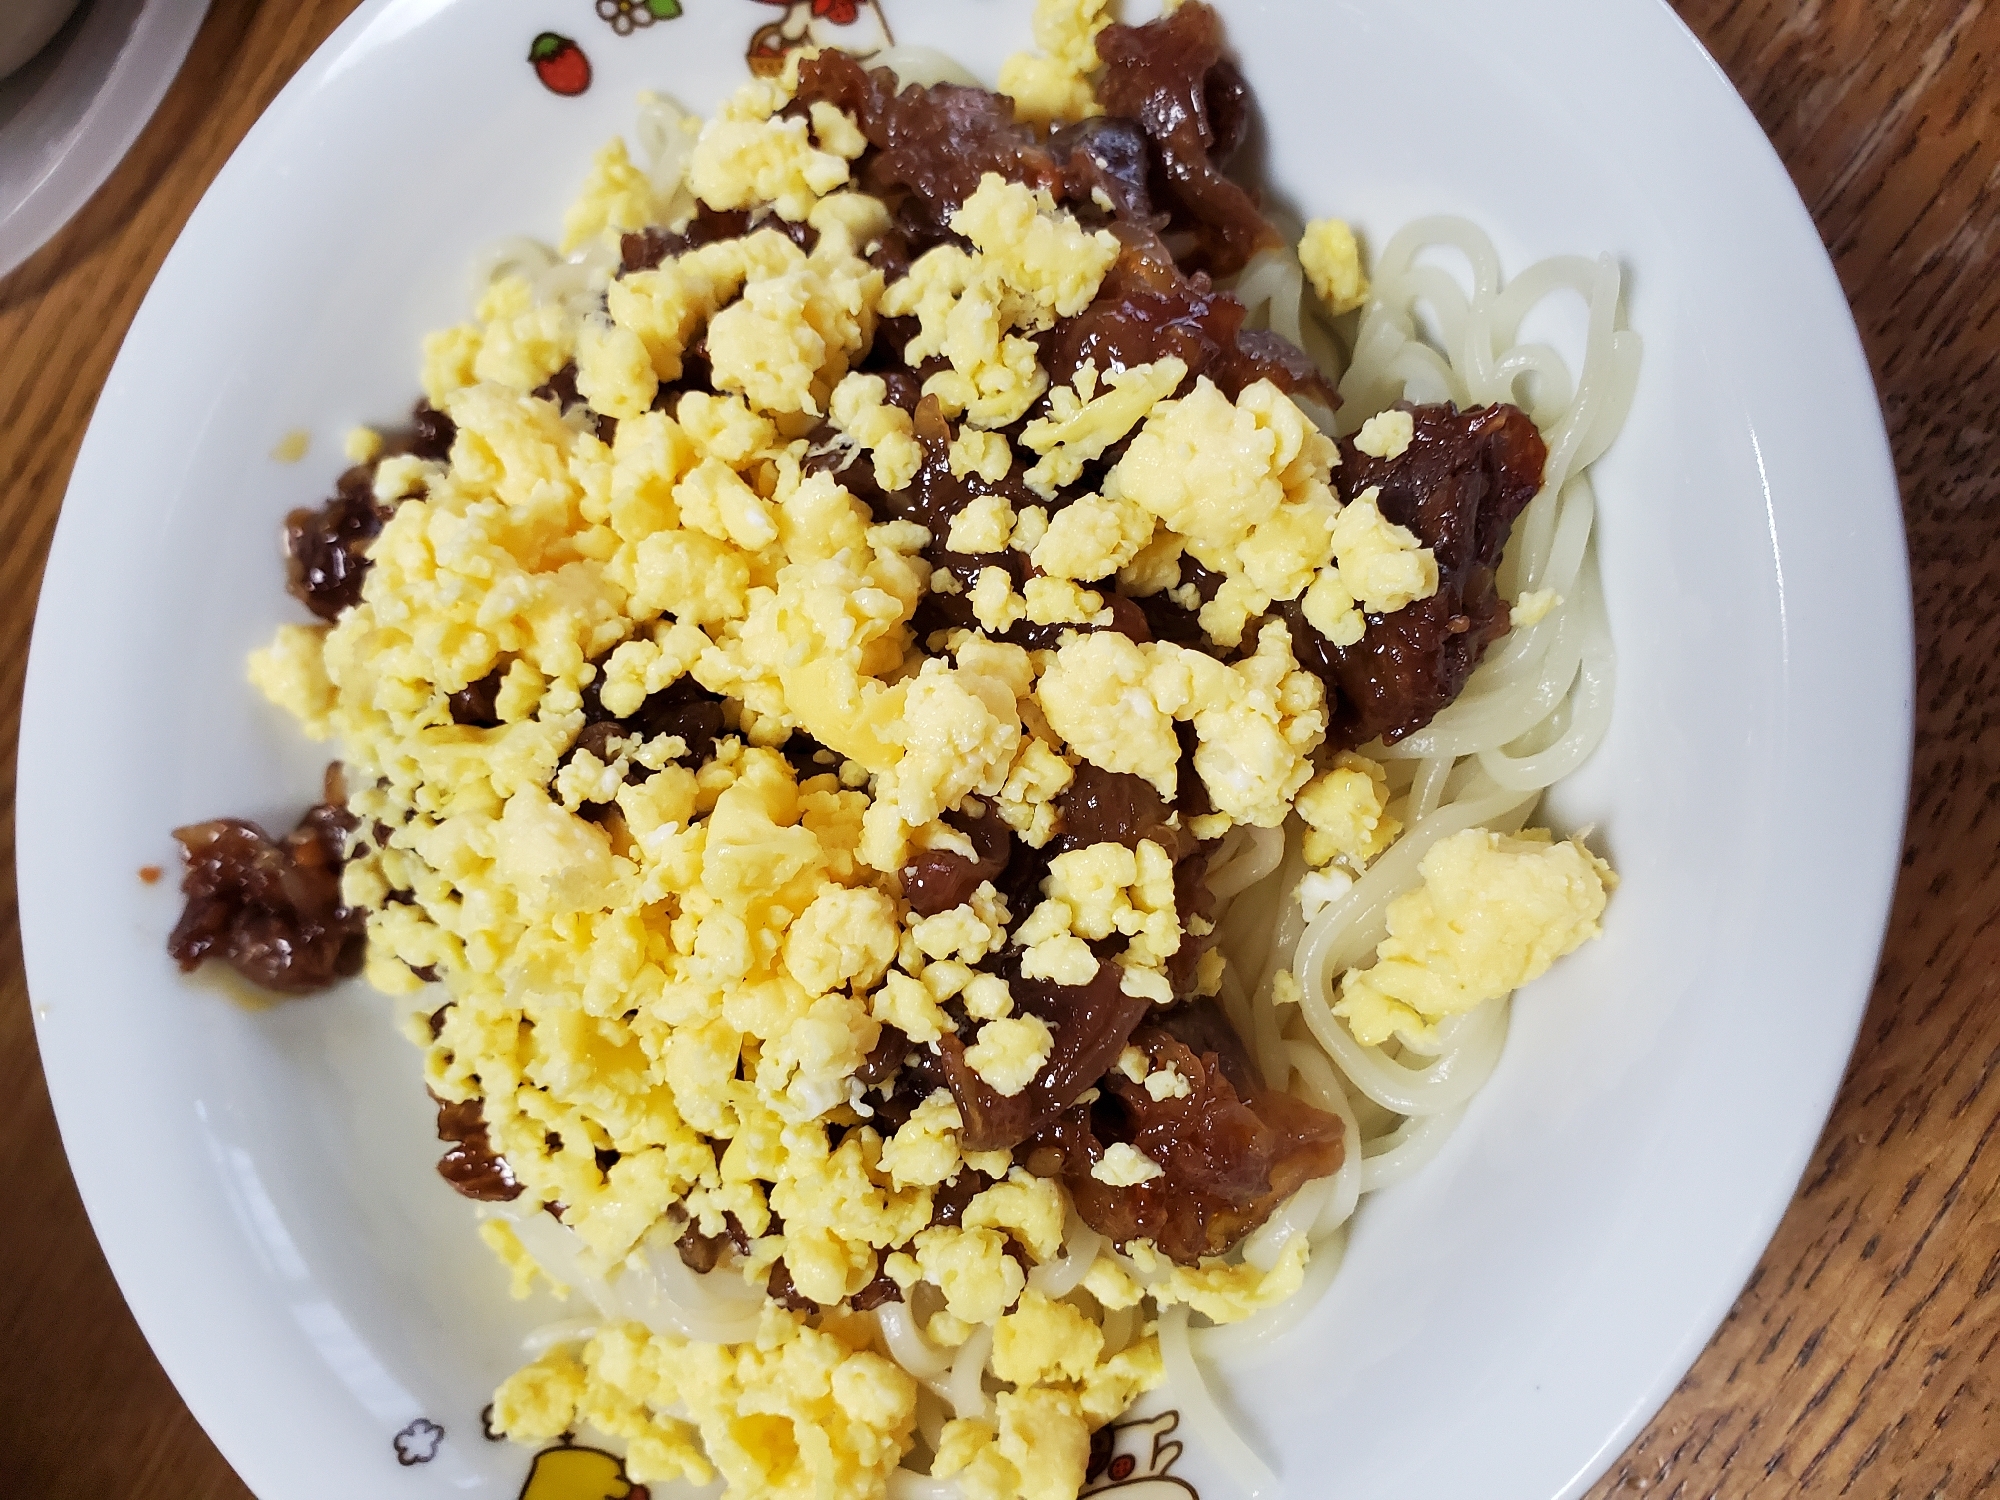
[1, 1, 1994, 1494]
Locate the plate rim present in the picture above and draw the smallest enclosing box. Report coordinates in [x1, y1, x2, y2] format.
[18, 0, 1913, 1495]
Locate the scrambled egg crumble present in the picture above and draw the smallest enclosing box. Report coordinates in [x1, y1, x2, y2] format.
[1336, 830, 1615, 1047]
[236, 22, 1615, 1497]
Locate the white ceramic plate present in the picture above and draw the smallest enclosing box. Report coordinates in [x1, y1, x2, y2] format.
[0, 0, 210, 278]
[21, 1, 1909, 1497]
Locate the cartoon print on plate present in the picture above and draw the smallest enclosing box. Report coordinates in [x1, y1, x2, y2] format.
[1083, 1411, 1199, 1498]
[504, 1414, 1199, 1495]
[596, 0, 682, 36]
[747, 0, 893, 76]
[519, 1442, 651, 1500]
[528, 31, 593, 95]
[392, 1417, 445, 1466]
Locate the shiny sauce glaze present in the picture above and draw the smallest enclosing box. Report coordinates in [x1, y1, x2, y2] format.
[433, 1094, 524, 1202]
[166, 763, 366, 994]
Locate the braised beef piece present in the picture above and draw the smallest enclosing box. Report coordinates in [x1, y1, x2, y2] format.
[1056, 1008, 1343, 1263]
[850, 1267, 904, 1310]
[1201, 57, 1253, 164]
[1047, 766, 1217, 998]
[409, 400, 457, 463]
[650, 338, 718, 410]
[624, 674, 728, 765]
[1095, 1, 1279, 279]
[433, 1094, 524, 1202]
[1039, 228, 1333, 410]
[522, 364, 616, 443]
[912, 566, 1137, 654]
[781, 730, 840, 783]
[1164, 847, 1216, 998]
[676, 1217, 727, 1273]
[876, 362, 925, 413]
[1156, 993, 1253, 1085]
[929, 1166, 1000, 1227]
[902, 799, 1015, 917]
[839, 392, 1038, 537]
[1290, 401, 1547, 747]
[284, 466, 393, 621]
[533, 362, 585, 412]
[167, 767, 366, 994]
[855, 1024, 910, 1088]
[1099, 592, 1153, 643]
[793, 51, 1061, 251]
[1051, 764, 1190, 859]
[620, 205, 818, 274]
[812, 391, 1133, 649]
[570, 669, 729, 773]
[866, 225, 915, 282]
[1233, 327, 1337, 398]
[449, 668, 506, 728]
[1050, 116, 1157, 225]
[767, 1258, 818, 1313]
[870, 1039, 951, 1135]
[1134, 588, 1206, 647]
[939, 960, 1152, 1152]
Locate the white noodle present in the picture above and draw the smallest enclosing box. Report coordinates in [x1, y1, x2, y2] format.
[1206, 823, 1287, 901]
[522, 1317, 601, 1357]
[1028, 1216, 1103, 1298]
[872, 46, 983, 88]
[888, 1468, 963, 1500]
[876, 1300, 954, 1379]
[943, 1325, 994, 1420]
[1159, 1307, 1278, 1498]
[1361, 1103, 1471, 1192]
[1189, 1224, 1349, 1361]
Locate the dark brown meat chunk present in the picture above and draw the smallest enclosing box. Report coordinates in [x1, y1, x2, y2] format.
[676, 1218, 727, 1273]
[855, 1024, 910, 1088]
[166, 769, 366, 994]
[620, 205, 818, 273]
[409, 400, 456, 463]
[850, 1268, 904, 1310]
[448, 668, 505, 728]
[817, 392, 1038, 537]
[532, 362, 585, 413]
[767, 1259, 818, 1313]
[1095, 1, 1280, 278]
[569, 668, 728, 776]
[1133, 588, 1207, 647]
[1045, 766, 1217, 998]
[1163, 847, 1216, 999]
[1039, 229, 1333, 410]
[1291, 402, 1547, 746]
[1050, 764, 1192, 859]
[1050, 116, 1157, 225]
[433, 1095, 524, 1202]
[794, 51, 1061, 250]
[939, 960, 1152, 1152]
[621, 675, 727, 765]
[928, 1166, 1000, 1228]
[1058, 1007, 1343, 1263]
[900, 800, 1015, 917]
[284, 466, 392, 621]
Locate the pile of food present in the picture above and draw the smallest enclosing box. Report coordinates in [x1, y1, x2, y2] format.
[168, 2, 1635, 1496]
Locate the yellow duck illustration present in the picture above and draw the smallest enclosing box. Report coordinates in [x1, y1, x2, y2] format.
[518, 1444, 646, 1500]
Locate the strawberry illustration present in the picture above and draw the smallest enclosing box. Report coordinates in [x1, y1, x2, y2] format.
[529, 32, 590, 96]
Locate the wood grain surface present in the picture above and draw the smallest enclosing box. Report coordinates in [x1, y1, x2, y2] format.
[0, 2, 1993, 1496]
